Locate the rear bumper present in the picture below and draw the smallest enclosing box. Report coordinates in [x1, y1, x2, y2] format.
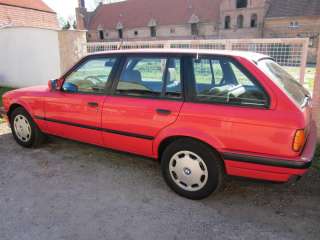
[223, 121, 318, 182]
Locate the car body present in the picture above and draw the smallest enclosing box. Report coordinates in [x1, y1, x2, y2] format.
[2, 49, 317, 199]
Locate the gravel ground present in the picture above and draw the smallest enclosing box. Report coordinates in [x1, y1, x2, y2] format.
[0, 123, 319, 240]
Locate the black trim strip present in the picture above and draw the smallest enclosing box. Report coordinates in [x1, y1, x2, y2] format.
[35, 116, 154, 140]
[222, 152, 312, 169]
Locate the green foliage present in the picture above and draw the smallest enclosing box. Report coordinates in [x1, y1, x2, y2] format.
[0, 87, 14, 107]
[313, 144, 320, 170]
[62, 21, 71, 30]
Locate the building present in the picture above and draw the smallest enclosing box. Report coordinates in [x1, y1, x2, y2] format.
[263, 0, 320, 61]
[0, 0, 59, 29]
[76, 0, 320, 51]
[219, 0, 269, 39]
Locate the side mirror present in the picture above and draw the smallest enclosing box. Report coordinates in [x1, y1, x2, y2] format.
[48, 78, 64, 91]
[62, 82, 78, 93]
[48, 79, 58, 91]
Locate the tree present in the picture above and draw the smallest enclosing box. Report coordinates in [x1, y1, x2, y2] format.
[62, 21, 71, 30]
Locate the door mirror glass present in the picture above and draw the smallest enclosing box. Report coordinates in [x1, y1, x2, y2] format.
[62, 82, 78, 93]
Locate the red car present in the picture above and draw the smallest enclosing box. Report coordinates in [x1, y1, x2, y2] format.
[2, 49, 317, 199]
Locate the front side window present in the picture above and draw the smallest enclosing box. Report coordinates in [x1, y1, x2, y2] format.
[116, 57, 182, 99]
[258, 59, 309, 106]
[192, 57, 268, 107]
[63, 57, 117, 94]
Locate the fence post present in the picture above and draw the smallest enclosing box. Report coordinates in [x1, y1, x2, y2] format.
[313, 40, 320, 139]
[299, 39, 309, 84]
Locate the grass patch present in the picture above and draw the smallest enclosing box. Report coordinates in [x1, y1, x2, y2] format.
[313, 144, 320, 170]
[0, 87, 14, 106]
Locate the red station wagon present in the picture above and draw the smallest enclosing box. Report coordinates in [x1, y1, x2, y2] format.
[2, 49, 317, 199]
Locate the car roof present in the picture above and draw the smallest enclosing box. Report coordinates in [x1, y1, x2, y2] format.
[89, 48, 270, 63]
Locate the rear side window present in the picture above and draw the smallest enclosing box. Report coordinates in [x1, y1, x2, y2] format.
[192, 57, 268, 107]
[116, 56, 182, 99]
[258, 59, 309, 106]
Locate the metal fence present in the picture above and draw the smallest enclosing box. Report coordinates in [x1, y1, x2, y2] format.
[84, 38, 309, 84]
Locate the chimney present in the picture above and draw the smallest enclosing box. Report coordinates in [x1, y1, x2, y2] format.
[76, 0, 87, 30]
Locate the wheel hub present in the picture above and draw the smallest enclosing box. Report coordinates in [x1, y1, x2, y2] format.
[169, 151, 208, 192]
[13, 115, 31, 142]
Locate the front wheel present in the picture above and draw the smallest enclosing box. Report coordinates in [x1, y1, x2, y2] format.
[161, 139, 224, 200]
[10, 107, 46, 148]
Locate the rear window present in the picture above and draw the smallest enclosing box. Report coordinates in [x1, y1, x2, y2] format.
[258, 59, 309, 106]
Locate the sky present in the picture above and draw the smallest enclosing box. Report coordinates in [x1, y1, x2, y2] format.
[43, 0, 98, 21]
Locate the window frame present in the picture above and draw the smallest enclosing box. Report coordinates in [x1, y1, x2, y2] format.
[60, 55, 121, 96]
[110, 53, 186, 101]
[185, 54, 271, 109]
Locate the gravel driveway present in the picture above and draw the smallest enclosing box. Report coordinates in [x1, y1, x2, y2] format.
[0, 123, 319, 240]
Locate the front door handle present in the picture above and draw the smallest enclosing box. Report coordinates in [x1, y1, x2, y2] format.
[88, 102, 99, 108]
[156, 109, 171, 115]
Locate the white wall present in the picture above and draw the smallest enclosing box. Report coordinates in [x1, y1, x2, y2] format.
[0, 27, 61, 88]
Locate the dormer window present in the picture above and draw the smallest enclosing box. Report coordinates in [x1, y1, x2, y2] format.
[236, 0, 247, 9]
[191, 23, 199, 36]
[225, 16, 231, 29]
[98, 30, 104, 40]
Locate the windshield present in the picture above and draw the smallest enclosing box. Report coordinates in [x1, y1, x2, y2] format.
[258, 59, 310, 106]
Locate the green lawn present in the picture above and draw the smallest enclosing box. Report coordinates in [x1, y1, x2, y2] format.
[314, 144, 320, 171]
[0, 87, 15, 123]
[0, 87, 14, 106]
[285, 67, 316, 92]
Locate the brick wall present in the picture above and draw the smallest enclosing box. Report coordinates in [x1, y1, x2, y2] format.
[0, 4, 59, 29]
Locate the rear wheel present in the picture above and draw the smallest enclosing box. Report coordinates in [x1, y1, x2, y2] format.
[10, 107, 46, 148]
[161, 139, 224, 200]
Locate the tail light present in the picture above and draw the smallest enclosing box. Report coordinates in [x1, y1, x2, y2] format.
[292, 129, 306, 152]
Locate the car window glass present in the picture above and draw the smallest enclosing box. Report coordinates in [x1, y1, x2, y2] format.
[63, 58, 117, 93]
[193, 57, 268, 107]
[116, 57, 182, 99]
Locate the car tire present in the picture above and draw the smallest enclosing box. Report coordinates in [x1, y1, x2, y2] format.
[161, 138, 224, 200]
[10, 107, 46, 148]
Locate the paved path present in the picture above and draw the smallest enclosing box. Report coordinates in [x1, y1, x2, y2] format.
[0, 124, 319, 240]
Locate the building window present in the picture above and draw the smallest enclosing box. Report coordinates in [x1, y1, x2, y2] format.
[237, 15, 244, 28]
[150, 26, 156, 37]
[250, 14, 257, 28]
[224, 16, 231, 29]
[289, 21, 299, 29]
[191, 23, 199, 36]
[99, 30, 104, 40]
[236, 0, 247, 8]
[118, 29, 123, 39]
[134, 30, 138, 36]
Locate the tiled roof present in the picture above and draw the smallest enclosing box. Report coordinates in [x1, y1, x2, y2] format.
[0, 0, 55, 13]
[267, 0, 320, 18]
[88, 0, 222, 29]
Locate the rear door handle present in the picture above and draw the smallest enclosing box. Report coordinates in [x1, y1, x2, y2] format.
[88, 102, 99, 108]
[156, 109, 171, 115]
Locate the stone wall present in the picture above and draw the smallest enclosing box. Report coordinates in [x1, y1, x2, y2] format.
[0, 4, 59, 29]
[58, 30, 87, 74]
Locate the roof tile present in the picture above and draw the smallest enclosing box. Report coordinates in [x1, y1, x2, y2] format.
[0, 0, 55, 13]
[88, 0, 222, 29]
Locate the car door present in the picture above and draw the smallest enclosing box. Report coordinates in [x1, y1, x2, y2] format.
[101, 54, 184, 157]
[44, 56, 118, 146]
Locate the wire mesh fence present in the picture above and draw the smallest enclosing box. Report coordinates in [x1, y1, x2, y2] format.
[84, 38, 309, 84]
